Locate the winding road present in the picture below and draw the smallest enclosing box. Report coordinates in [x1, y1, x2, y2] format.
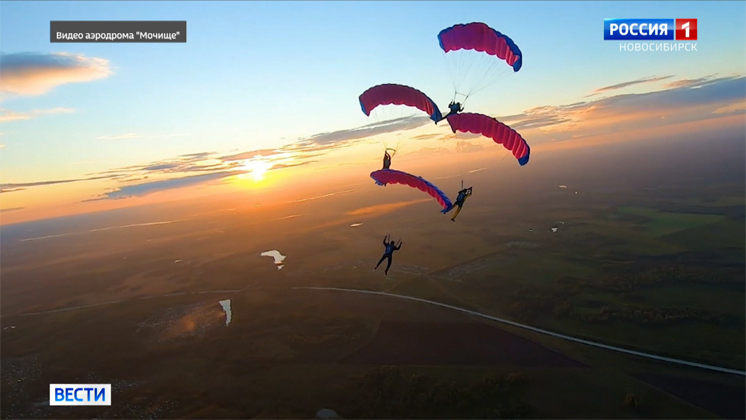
[293, 286, 746, 377]
[8, 282, 744, 377]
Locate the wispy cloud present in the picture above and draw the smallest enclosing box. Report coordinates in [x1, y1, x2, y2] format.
[302, 116, 431, 146]
[270, 161, 316, 170]
[93, 151, 239, 179]
[712, 102, 746, 115]
[455, 141, 486, 154]
[97, 133, 142, 141]
[221, 149, 284, 161]
[70, 115, 431, 200]
[586, 75, 674, 97]
[0, 187, 25, 193]
[347, 199, 431, 217]
[0, 207, 24, 213]
[84, 170, 242, 201]
[1, 175, 111, 192]
[498, 75, 746, 142]
[0, 107, 74, 122]
[411, 133, 442, 141]
[664, 74, 717, 89]
[289, 188, 362, 204]
[0, 52, 113, 97]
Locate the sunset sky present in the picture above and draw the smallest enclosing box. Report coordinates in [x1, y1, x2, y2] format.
[1, 1, 744, 225]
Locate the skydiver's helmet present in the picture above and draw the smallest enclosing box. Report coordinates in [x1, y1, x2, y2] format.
[390, 241, 396, 246]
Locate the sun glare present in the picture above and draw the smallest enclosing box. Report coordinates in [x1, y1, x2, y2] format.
[242, 158, 272, 181]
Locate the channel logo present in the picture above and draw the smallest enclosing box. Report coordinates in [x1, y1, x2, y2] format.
[49, 384, 111, 406]
[604, 19, 697, 41]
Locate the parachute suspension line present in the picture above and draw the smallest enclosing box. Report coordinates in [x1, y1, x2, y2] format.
[446, 50, 473, 97]
[464, 53, 507, 98]
[445, 44, 518, 101]
[468, 65, 512, 98]
[441, 52, 458, 97]
[456, 50, 481, 95]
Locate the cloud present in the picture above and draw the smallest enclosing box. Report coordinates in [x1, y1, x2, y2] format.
[302, 116, 431, 146]
[455, 141, 487, 154]
[664, 74, 717, 89]
[97, 133, 142, 140]
[0, 52, 113, 97]
[712, 102, 746, 115]
[411, 133, 442, 141]
[90, 151, 242, 182]
[0, 187, 25, 193]
[347, 199, 431, 217]
[269, 161, 316, 170]
[84, 170, 241, 201]
[8, 113, 435, 197]
[221, 149, 277, 161]
[0, 107, 74, 122]
[499, 75, 746, 142]
[288, 188, 362, 204]
[0, 175, 111, 192]
[586, 75, 674, 97]
[0, 207, 24, 213]
[67, 146, 316, 199]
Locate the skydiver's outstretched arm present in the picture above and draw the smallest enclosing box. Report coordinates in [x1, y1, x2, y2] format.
[383, 235, 388, 245]
[395, 240, 402, 250]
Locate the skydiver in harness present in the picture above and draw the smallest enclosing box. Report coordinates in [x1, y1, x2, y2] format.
[382, 150, 392, 170]
[374, 234, 402, 275]
[445, 185, 473, 222]
[436, 101, 464, 123]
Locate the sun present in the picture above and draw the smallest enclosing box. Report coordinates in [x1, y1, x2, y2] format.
[242, 158, 272, 181]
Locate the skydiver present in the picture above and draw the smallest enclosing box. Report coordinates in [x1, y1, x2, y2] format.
[436, 101, 464, 123]
[445, 186, 473, 222]
[374, 234, 402, 275]
[382, 150, 392, 170]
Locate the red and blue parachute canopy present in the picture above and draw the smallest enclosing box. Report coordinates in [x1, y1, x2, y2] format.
[359, 84, 443, 123]
[438, 22, 523, 72]
[446, 113, 530, 166]
[370, 169, 453, 213]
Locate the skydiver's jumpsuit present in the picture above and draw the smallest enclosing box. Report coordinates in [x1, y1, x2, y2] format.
[449, 187, 473, 221]
[382, 151, 392, 170]
[375, 239, 401, 275]
[437, 102, 464, 123]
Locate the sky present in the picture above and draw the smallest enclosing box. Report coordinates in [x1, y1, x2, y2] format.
[1, 1, 745, 225]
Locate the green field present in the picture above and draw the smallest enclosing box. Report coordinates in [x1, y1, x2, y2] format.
[2, 138, 744, 419]
[615, 206, 726, 238]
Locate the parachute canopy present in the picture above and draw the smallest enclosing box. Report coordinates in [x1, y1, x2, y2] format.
[370, 169, 453, 213]
[359, 84, 443, 123]
[446, 113, 530, 166]
[438, 22, 523, 72]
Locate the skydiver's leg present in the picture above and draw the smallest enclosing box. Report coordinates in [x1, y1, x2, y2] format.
[375, 254, 387, 269]
[450, 205, 463, 221]
[384, 255, 393, 275]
